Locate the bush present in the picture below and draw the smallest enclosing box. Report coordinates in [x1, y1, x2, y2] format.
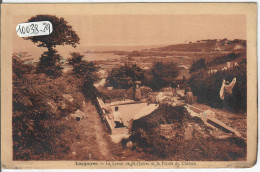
[68, 52, 99, 101]
[13, 56, 86, 159]
[98, 87, 134, 101]
[140, 86, 153, 99]
[106, 63, 145, 89]
[208, 53, 243, 67]
[98, 85, 153, 102]
[145, 62, 180, 91]
[130, 104, 246, 160]
[189, 58, 207, 73]
[12, 52, 35, 77]
[68, 52, 98, 79]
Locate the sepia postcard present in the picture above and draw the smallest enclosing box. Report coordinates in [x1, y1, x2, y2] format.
[1, 2, 258, 169]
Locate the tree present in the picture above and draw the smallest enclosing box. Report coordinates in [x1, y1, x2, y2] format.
[68, 52, 98, 79]
[189, 58, 207, 73]
[149, 62, 180, 91]
[68, 52, 84, 66]
[68, 52, 99, 100]
[25, 15, 80, 50]
[106, 63, 145, 89]
[37, 49, 63, 77]
[24, 15, 80, 77]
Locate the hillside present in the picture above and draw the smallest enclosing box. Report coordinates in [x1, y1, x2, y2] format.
[153, 39, 246, 52]
[119, 39, 246, 61]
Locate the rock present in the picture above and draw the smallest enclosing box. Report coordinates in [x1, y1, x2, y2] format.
[176, 89, 185, 97]
[126, 141, 134, 149]
[107, 87, 113, 90]
[75, 110, 85, 116]
[202, 109, 216, 119]
[70, 113, 83, 121]
[147, 95, 157, 104]
[161, 87, 173, 91]
[46, 101, 58, 114]
[72, 151, 76, 156]
[160, 124, 175, 139]
[184, 106, 200, 118]
[63, 94, 74, 102]
[69, 109, 85, 121]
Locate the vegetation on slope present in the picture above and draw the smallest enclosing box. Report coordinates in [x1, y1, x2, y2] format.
[130, 104, 246, 160]
[187, 61, 246, 112]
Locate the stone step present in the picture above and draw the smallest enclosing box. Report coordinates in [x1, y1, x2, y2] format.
[111, 127, 128, 135]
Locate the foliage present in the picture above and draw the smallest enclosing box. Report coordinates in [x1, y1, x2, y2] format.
[68, 52, 99, 101]
[98, 87, 134, 101]
[68, 52, 98, 79]
[130, 104, 246, 160]
[106, 63, 145, 89]
[189, 58, 207, 73]
[12, 52, 35, 107]
[13, 55, 86, 159]
[146, 62, 180, 91]
[13, 75, 85, 159]
[68, 52, 84, 66]
[13, 92, 33, 107]
[98, 85, 153, 102]
[207, 52, 242, 67]
[24, 15, 80, 49]
[12, 52, 35, 77]
[187, 62, 246, 112]
[37, 49, 63, 77]
[24, 15, 80, 77]
[189, 53, 244, 74]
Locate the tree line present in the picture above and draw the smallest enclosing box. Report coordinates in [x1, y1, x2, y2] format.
[106, 61, 180, 91]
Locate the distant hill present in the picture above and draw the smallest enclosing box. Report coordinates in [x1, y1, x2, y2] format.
[118, 39, 246, 59]
[152, 39, 246, 52]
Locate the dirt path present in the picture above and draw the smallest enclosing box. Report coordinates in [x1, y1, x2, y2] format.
[82, 101, 112, 160]
[90, 106, 111, 159]
[72, 101, 112, 160]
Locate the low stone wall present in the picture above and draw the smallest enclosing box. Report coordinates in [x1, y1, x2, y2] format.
[96, 97, 130, 135]
[96, 97, 116, 134]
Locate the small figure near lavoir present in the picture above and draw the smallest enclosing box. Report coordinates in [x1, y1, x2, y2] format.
[113, 106, 124, 128]
[134, 81, 141, 101]
[185, 87, 194, 105]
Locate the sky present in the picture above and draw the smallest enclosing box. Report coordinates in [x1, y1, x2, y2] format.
[13, 14, 246, 56]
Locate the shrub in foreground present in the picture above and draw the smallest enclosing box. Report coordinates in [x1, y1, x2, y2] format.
[130, 104, 246, 160]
